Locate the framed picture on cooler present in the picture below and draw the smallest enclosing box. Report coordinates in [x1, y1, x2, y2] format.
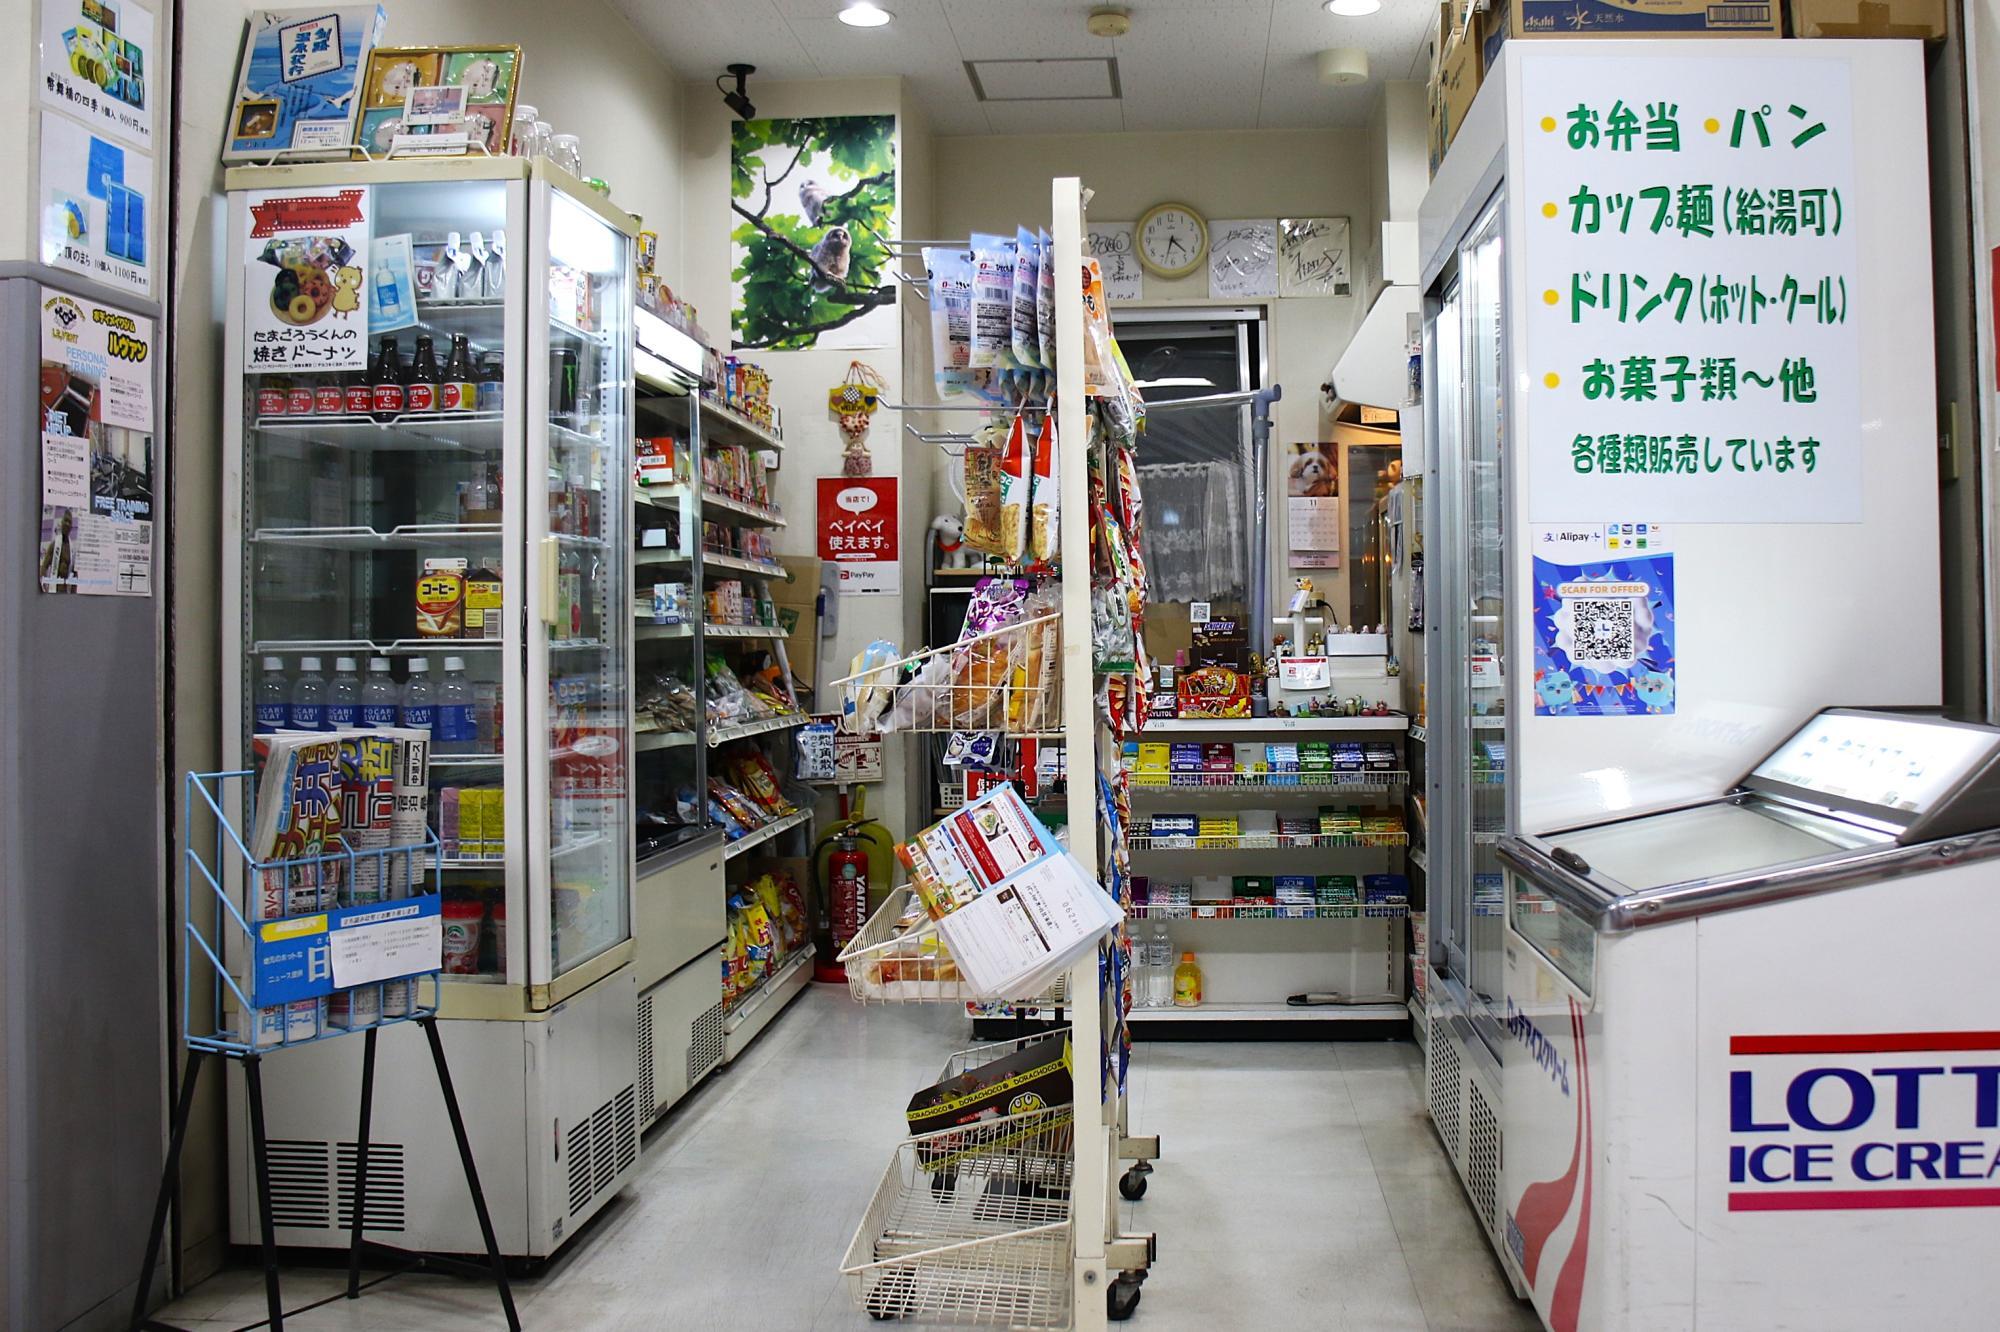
[355, 45, 521, 159]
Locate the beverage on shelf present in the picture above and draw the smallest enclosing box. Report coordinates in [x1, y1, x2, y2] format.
[406, 334, 440, 413]
[478, 349, 504, 403]
[1172, 950, 1203, 1008]
[441, 334, 478, 412]
[399, 658, 435, 737]
[435, 656, 477, 755]
[286, 379, 314, 416]
[463, 560, 503, 638]
[255, 378, 288, 417]
[289, 657, 327, 731]
[326, 657, 361, 730]
[343, 362, 372, 415]
[551, 347, 579, 418]
[254, 656, 288, 734]
[361, 657, 399, 729]
[313, 374, 343, 415]
[1148, 923, 1173, 1008]
[442, 900, 484, 974]
[372, 336, 405, 420]
[416, 557, 467, 638]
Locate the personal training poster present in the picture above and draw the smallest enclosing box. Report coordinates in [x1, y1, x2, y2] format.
[38, 290, 154, 596]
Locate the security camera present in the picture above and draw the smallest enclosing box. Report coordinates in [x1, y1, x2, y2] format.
[718, 64, 756, 120]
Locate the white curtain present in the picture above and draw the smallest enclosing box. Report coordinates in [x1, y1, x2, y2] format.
[1138, 462, 1245, 604]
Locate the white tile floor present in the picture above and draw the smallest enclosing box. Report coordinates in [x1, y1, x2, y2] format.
[160, 987, 1539, 1331]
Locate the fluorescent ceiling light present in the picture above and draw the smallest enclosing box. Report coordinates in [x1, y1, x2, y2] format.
[840, 2, 893, 25]
[1325, 0, 1382, 14]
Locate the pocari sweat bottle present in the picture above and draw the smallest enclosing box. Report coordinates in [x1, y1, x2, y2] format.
[289, 657, 327, 731]
[254, 657, 289, 734]
[361, 657, 400, 729]
[398, 658, 435, 738]
[326, 657, 361, 731]
[434, 656, 476, 754]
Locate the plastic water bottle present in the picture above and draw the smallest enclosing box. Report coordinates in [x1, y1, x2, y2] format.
[434, 656, 476, 754]
[289, 657, 328, 731]
[399, 658, 435, 738]
[361, 657, 400, 729]
[326, 657, 361, 731]
[1148, 925, 1174, 1008]
[254, 657, 289, 734]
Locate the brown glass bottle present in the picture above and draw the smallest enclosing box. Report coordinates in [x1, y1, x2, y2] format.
[372, 336, 405, 420]
[405, 335, 439, 413]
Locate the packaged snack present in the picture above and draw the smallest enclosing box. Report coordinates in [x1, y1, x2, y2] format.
[998, 414, 1032, 563]
[710, 778, 768, 831]
[463, 564, 503, 640]
[925, 247, 975, 397]
[961, 430, 1006, 554]
[969, 233, 1017, 370]
[730, 749, 797, 815]
[1011, 226, 1043, 370]
[1080, 259, 1116, 396]
[1029, 412, 1060, 565]
[1036, 228, 1057, 371]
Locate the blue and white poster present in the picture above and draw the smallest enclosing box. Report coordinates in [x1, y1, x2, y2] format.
[1531, 523, 1676, 717]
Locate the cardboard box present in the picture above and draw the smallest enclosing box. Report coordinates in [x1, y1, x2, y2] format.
[1437, 15, 1483, 165]
[906, 1036, 1073, 1138]
[771, 555, 820, 692]
[1790, 0, 1944, 39]
[1484, 0, 1780, 63]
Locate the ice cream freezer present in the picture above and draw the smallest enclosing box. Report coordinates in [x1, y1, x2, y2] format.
[1495, 708, 2000, 1331]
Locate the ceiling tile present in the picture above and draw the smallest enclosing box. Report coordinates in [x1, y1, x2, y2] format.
[939, 1, 1121, 58]
[607, 0, 821, 78]
[1113, 7, 1272, 132]
[979, 98, 1129, 134]
[784, 10, 965, 79]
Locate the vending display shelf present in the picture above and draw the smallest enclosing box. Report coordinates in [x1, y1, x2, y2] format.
[721, 809, 812, 861]
[704, 623, 786, 640]
[700, 492, 786, 527]
[249, 410, 509, 451]
[1143, 715, 1410, 734]
[249, 522, 501, 551]
[1127, 1002, 1406, 1023]
[1128, 903, 1409, 921]
[1129, 832, 1410, 852]
[634, 729, 697, 752]
[250, 638, 506, 657]
[722, 949, 813, 1061]
[1128, 770, 1409, 793]
[700, 402, 785, 453]
[709, 715, 809, 746]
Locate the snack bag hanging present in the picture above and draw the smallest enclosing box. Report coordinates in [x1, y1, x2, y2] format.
[1012, 225, 1043, 370]
[998, 411, 1032, 563]
[924, 247, 975, 398]
[1030, 411, 1060, 566]
[1080, 259, 1119, 397]
[961, 423, 1007, 554]
[1036, 227, 1057, 370]
[969, 233, 1017, 370]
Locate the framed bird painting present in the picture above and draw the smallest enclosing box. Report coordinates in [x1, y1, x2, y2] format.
[729, 114, 898, 351]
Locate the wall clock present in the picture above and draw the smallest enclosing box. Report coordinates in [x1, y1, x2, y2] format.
[1136, 202, 1208, 279]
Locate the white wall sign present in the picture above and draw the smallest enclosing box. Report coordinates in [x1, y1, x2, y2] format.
[1520, 55, 1859, 523]
[39, 110, 153, 299]
[1086, 223, 1144, 302]
[1278, 217, 1351, 297]
[39, 0, 156, 149]
[242, 188, 372, 371]
[1209, 218, 1278, 299]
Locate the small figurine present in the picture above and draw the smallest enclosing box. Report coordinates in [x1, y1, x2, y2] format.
[931, 513, 973, 570]
[1385, 656, 1402, 678]
[1288, 576, 1315, 615]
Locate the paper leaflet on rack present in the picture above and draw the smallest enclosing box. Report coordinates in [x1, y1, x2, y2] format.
[896, 784, 1121, 999]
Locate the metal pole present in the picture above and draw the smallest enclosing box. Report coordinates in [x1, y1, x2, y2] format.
[421, 1017, 521, 1330]
[345, 1027, 379, 1298]
[128, 1050, 204, 1332]
[242, 1055, 286, 1331]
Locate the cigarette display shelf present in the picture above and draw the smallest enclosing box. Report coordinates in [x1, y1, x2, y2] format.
[1142, 715, 1410, 734]
[1128, 831, 1410, 852]
[1129, 770, 1409, 792]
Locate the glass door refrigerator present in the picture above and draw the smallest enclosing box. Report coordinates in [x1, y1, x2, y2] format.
[220, 157, 639, 1260]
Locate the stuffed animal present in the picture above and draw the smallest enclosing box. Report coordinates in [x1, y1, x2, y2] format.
[931, 513, 972, 570]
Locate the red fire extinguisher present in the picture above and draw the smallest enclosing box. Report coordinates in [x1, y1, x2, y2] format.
[828, 831, 869, 948]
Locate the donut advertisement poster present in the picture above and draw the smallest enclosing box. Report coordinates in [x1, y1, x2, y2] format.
[243, 187, 372, 372]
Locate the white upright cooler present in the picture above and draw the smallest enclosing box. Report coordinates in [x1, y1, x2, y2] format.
[220, 157, 640, 1260]
[1499, 708, 2000, 1330]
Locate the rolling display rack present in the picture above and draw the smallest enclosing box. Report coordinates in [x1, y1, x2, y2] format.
[830, 179, 1159, 1328]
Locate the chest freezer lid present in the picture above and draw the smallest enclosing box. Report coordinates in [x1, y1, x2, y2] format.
[1743, 707, 2000, 843]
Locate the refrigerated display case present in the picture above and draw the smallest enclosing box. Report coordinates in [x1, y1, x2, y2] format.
[221, 157, 640, 1259]
[1417, 40, 1942, 1291]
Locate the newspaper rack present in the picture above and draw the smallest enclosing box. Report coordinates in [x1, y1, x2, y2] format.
[830, 613, 1063, 737]
[131, 770, 519, 1332]
[841, 1106, 1077, 1329]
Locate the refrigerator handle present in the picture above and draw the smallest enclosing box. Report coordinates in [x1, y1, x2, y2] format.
[1552, 846, 1591, 876]
[539, 536, 560, 626]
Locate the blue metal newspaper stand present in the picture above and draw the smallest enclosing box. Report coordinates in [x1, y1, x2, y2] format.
[129, 771, 520, 1331]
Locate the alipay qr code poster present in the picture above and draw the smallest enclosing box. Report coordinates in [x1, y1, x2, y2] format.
[1531, 524, 1675, 717]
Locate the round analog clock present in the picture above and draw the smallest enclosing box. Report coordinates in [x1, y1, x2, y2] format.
[1136, 202, 1208, 279]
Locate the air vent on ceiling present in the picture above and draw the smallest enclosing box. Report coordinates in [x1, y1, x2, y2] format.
[965, 57, 1122, 103]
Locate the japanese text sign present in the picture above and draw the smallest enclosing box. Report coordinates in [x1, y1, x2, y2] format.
[1521, 56, 1860, 523]
[817, 476, 900, 595]
[243, 188, 371, 372]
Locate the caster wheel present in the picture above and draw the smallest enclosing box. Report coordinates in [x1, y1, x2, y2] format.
[1108, 1279, 1143, 1321]
[1119, 1169, 1148, 1201]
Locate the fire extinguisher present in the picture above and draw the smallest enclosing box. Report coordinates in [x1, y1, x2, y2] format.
[828, 832, 869, 947]
[812, 786, 894, 981]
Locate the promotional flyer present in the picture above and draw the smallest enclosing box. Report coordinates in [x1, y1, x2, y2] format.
[38, 291, 154, 597]
[1530, 523, 1675, 716]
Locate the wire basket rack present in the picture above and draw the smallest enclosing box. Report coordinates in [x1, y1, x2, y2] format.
[841, 1106, 1076, 1328]
[838, 884, 1069, 1008]
[831, 612, 1063, 736]
[937, 1027, 1070, 1084]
